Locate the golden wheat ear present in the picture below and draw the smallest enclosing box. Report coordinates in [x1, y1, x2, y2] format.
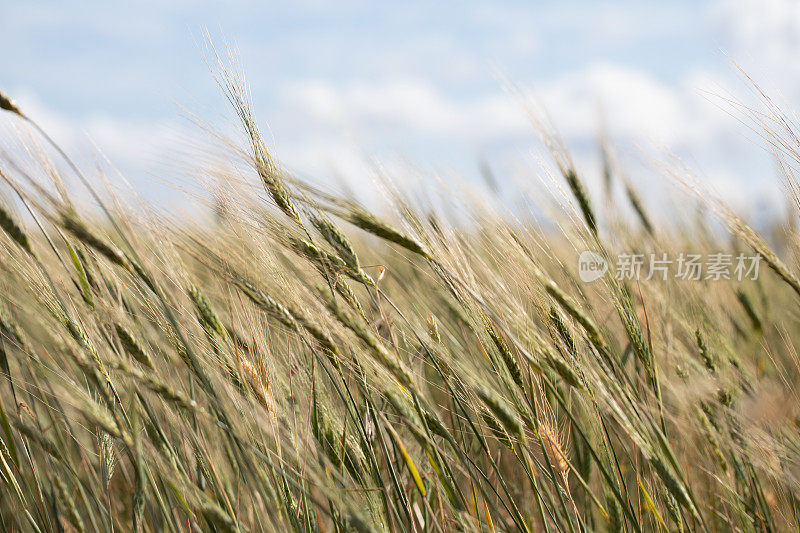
[0, 89, 24, 118]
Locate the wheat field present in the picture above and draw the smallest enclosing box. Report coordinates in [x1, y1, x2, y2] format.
[0, 66, 799, 532]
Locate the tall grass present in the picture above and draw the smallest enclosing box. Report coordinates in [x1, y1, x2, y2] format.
[0, 69, 799, 533]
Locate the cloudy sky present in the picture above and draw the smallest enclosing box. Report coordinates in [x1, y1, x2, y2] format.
[2, 0, 799, 212]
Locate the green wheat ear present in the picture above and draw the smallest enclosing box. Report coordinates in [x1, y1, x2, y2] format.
[563, 168, 597, 236]
[311, 215, 360, 270]
[0, 200, 34, 257]
[115, 323, 155, 370]
[345, 208, 430, 259]
[476, 385, 525, 444]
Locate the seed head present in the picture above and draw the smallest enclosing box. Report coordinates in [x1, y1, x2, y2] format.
[539, 420, 569, 479]
[0, 202, 34, 256]
[476, 385, 525, 443]
[0, 90, 23, 117]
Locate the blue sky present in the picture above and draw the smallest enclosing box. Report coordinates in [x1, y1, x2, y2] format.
[2, 0, 798, 212]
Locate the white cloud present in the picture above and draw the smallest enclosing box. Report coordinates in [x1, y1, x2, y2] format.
[0, 92, 194, 205]
[4, 0, 797, 214]
[276, 62, 739, 181]
[715, 0, 800, 97]
[281, 79, 528, 143]
[539, 64, 693, 146]
[16, 94, 183, 167]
